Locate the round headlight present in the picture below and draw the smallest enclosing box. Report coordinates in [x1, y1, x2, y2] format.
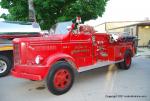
[35, 55, 40, 64]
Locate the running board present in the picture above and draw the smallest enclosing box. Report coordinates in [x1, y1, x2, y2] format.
[78, 60, 124, 72]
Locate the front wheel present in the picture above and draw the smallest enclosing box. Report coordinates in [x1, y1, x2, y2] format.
[0, 55, 12, 77]
[117, 50, 132, 70]
[47, 61, 74, 95]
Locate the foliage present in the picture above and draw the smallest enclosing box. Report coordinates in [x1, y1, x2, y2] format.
[0, 0, 108, 30]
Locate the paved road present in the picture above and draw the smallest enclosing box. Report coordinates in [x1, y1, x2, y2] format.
[0, 48, 150, 101]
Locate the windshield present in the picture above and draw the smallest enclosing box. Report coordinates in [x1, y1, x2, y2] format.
[50, 21, 72, 34]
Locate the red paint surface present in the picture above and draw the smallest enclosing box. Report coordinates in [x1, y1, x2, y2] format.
[12, 25, 135, 80]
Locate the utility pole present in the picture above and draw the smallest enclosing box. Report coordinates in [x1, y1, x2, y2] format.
[28, 0, 36, 22]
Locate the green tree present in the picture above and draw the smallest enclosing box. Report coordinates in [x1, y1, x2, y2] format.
[0, 0, 108, 30]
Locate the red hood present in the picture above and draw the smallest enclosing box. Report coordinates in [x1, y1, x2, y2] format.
[13, 33, 70, 43]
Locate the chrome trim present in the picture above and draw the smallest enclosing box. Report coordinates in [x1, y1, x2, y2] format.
[78, 59, 124, 72]
[0, 60, 7, 73]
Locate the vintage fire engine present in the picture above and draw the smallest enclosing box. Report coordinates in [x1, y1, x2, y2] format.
[11, 18, 136, 95]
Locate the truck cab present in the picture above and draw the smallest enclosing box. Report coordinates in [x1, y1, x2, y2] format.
[0, 21, 41, 77]
[12, 20, 136, 95]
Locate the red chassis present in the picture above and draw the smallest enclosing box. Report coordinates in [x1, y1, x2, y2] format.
[11, 22, 136, 95]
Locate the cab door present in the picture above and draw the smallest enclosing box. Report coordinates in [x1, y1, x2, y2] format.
[70, 31, 93, 67]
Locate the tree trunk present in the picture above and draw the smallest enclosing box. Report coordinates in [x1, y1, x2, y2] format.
[28, 0, 36, 22]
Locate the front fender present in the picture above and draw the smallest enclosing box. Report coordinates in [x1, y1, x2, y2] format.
[43, 53, 77, 79]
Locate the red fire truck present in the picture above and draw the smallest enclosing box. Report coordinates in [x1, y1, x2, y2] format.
[11, 20, 136, 95]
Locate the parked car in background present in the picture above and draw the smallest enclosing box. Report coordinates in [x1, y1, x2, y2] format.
[0, 21, 41, 77]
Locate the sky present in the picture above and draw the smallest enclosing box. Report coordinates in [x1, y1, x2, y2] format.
[0, 0, 150, 24]
[0, 7, 8, 15]
[85, 0, 150, 26]
[0, 0, 8, 21]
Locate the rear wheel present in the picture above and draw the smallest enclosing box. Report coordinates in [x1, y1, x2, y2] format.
[117, 50, 132, 70]
[47, 61, 74, 95]
[0, 55, 12, 77]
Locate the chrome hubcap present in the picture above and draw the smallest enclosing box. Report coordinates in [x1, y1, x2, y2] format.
[0, 60, 7, 73]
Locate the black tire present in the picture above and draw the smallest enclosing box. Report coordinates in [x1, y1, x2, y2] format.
[47, 61, 74, 95]
[0, 55, 12, 77]
[117, 50, 132, 70]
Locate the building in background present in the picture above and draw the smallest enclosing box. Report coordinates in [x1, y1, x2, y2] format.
[95, 21, 150, 46]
